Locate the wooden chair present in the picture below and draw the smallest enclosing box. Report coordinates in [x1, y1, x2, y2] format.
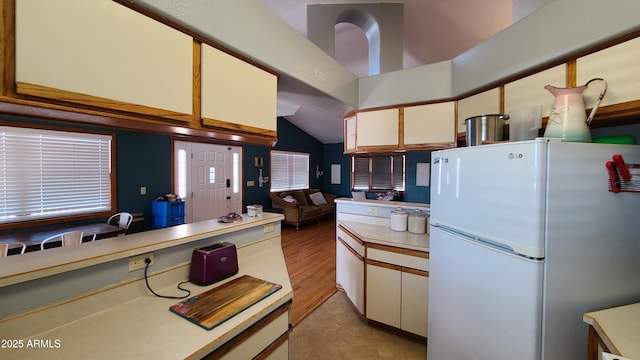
[1, 242, 26, 257]
[40, 231, 84, 250]
[107, 212, 133, 232]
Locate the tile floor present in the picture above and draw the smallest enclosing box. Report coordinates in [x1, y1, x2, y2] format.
[289, 290, 427, 359]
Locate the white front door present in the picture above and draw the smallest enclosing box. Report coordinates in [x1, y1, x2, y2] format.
[174, 141, 242, 223]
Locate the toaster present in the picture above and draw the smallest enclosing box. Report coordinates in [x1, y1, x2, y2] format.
[189, 242, 239, 285]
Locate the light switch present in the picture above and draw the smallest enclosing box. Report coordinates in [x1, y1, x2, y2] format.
[140, 186, 147, 195]
[247, 180, 255, 187]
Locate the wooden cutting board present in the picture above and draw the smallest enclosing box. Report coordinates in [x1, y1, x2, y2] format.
[169, 275, 282, 330]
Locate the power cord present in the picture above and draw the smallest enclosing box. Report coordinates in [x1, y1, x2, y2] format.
[144, 257, 192, 299]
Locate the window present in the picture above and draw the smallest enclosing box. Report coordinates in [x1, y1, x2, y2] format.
[270, 150, 309, 192]
[0, 126, 113, 224]
[352, 154, 405, 191]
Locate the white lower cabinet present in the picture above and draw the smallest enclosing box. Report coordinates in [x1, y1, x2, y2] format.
[365, 247, 429, 337]
[366, 262, 402, 328]
[336, 231, 365, 315]
[401, 270, 429, 337]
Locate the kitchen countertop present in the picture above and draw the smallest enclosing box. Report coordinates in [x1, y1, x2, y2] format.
[334, 197, 430, 211]
[339, 220, 429, 251]
[583, 302, 640, 359]
[0, 213, 292, 359]
[0, 213, 284, 287]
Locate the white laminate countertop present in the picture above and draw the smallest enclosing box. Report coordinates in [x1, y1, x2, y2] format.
[335, 197, 430, 211]
[583, 303, 640, 359]
[0, 213, 284, 287]
[339, 220, 429, 251]
[0, 230, 292, 359]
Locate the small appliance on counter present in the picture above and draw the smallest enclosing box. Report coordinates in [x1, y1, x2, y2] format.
[189, 242, 239, 286]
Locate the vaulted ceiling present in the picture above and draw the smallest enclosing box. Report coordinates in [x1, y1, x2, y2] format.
[258, 0, 552, 143]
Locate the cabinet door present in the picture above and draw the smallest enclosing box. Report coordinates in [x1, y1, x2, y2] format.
[336, 239, 365, 314]
[15, 0, 193, 121]
[401, 270, 429, 337]
[457, 88, 501, 134]
[344, 116, 357, 153]
[577, 36, 640, 108]
[201, 44, 277, 138]
[504, 65, 565, 118]
[403, 102, 456, 150]
[366, 262, 401, 328]
[356, 108, 399, 151]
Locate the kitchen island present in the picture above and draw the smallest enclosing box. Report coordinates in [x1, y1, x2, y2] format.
[335, 198, 430, 338]
[0, 213, 292, 359]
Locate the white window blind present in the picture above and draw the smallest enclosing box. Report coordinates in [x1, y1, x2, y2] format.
[0, 126, 112, 223]
[270, 150, 309, 192]
[352, 155, 405, 192]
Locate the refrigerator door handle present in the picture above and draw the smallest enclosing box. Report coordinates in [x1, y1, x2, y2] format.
[434, 224, 533, 259]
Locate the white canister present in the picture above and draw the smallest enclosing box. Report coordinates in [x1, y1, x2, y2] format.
[390, 207, 408, 232]
[407, 210, 427, 234]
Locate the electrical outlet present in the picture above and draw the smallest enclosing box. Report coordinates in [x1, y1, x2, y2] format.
[129, 252, 154, 272]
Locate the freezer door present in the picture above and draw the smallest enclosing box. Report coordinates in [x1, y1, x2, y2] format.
[427, 226, 543, 360]
[430, 140, 547, 258]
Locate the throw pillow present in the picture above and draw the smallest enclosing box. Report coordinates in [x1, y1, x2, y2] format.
[309, 191, 327, 205]
[283, 195, 297, 203]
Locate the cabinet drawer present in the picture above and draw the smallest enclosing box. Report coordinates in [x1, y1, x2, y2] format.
[337, 226, 365, 257]
[367, 245, 428, 272]
[208, 304, 289, 360]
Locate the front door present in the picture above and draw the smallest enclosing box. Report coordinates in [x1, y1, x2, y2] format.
[174, 141, 242, 223]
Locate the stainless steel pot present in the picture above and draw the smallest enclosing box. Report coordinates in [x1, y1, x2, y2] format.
[465, 114, 509, 146]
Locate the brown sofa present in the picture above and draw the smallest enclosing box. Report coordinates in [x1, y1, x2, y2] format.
[269, 189, 337, 230]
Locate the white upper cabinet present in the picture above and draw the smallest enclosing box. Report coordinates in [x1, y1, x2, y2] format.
[356, 108, 400, 149]
[344, 115, 357, 153]
[577, 36, 640, 108]
[504, 64, 566, 119]
[201, 44, 277, 136]
[403, 102, 456, 149]
[457, 88, 501, 134]
[346, 103, 455, 153]
[15, 0, 193, 121]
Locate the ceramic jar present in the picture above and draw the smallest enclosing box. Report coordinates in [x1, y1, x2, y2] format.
[408, 209, 427, 234]
[390, 207, 408, 231]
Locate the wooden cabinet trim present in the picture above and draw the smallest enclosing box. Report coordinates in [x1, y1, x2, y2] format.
[403, 267, 429, 277]
[337, 225, 365, 246]
[254, 331, 289, 360]
[201, 116, 278, 139]
[16, 82, 195, 123]
[366, 258, 401, 271]
[338, 237, 365, 262]
[0, 98, 278, 146]
[366, 242, 429, 259]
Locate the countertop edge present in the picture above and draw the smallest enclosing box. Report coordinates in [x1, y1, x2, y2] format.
[0, 213, 284, 287]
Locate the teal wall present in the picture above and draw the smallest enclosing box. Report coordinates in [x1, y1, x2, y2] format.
[244, 117, 326, 207]
[6, 112, 638, 236]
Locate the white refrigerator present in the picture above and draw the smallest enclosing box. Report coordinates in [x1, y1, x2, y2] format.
[427, 138, 640, 360]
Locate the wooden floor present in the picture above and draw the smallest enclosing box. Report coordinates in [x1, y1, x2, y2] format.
[281, 218, 337, 327]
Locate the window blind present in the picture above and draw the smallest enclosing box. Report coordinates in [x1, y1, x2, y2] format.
[352, 157, 370, 190]
[0, 126, 112, 223]
[352, 155, 405, 191]
[270, 150, 309, 192]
